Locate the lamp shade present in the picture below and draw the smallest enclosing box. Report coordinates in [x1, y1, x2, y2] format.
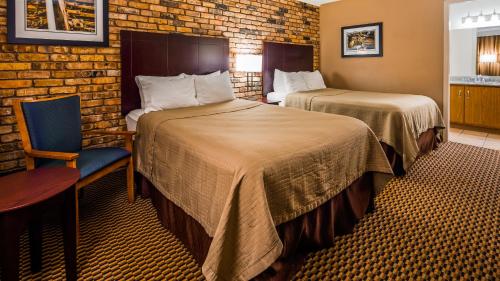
[235, 54, 262, 72]
[479, 54, 498, 63]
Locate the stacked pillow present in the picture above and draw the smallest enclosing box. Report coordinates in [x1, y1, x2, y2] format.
[194, 71, 235, 105]
[135, 70, 235, 113]
[300, 70, 327, 90]
[135, 74, 197, 113]
[273, 69, 326, 98]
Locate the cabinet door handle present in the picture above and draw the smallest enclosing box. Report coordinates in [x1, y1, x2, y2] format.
[466, 90, 470, 98]
[458, 90, 462, 97]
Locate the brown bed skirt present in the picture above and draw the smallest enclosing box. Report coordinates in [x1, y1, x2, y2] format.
[382, 127, 441, 176]
[140, 172, 375, 280]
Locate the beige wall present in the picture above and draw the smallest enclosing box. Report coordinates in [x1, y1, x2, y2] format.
[320, 0, 444, 109]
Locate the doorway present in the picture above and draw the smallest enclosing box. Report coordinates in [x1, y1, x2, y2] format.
[445, 0, 500, 150]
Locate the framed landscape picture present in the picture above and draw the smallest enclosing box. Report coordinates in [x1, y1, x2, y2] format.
[341, 22, 383, 58]
[8, 0, 108, 46]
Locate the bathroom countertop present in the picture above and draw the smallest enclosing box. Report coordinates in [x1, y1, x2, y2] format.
[449, 76, 500, 87]
[449, 81, 500, 87]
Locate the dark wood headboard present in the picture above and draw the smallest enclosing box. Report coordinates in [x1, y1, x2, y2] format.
[262, 42, 314, 95]
[120, 31, 230, 115]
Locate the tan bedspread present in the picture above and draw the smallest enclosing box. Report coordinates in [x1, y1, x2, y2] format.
[135, 99, 392, 281]
[286, 88, 445, 170]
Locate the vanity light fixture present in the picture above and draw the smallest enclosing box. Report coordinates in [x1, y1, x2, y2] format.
[462, 9, 500, 25]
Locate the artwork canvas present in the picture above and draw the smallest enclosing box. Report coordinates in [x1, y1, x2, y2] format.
[8, 0, 108, 46]
[341, 23, 383, 57]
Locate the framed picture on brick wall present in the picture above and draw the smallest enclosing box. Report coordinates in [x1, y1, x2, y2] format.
[8, 0, 108, 46]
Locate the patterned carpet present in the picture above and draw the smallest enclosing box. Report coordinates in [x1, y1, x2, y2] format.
[9, 142, 499, 280]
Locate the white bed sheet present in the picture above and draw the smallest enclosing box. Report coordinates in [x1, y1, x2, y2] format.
[126, 109, 146, 131]
[266, 92, 286, 106]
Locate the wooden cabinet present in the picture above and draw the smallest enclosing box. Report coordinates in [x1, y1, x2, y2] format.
[481, 86, 500, 129]
[464, 86, 482, 126]
[450, 85, 464, 124]
[450, 84, 500, 129]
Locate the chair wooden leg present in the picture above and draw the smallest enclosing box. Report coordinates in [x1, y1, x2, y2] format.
[127, 158, 135, 203]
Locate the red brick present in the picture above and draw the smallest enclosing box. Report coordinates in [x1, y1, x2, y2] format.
[65, 62, 93, 69]
[1, 133, 20, 143]
[16, 88, 49, 96]
[0, 63, 31, 70]
[49, 86, 77, 94]
[18, 53, 49, 61]
[50, 54, 79, 62]
[0, 72, 17, 79]
[18, 71, 51, 79]
[71, 47, 97, 54]
[65, 78, 92, 85]
[0, 80, 32, 88]
[34, 79, 64, 87]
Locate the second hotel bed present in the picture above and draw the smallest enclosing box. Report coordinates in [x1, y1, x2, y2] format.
[262, 41, 445, 175]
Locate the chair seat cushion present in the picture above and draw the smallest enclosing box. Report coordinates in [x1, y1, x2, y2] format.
[37, 147, 131, 179]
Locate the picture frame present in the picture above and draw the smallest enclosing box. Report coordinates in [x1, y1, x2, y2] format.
[341, 22, 383, 58]
[7, 0, 109, 46]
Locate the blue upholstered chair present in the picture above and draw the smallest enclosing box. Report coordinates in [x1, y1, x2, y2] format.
[14, 95, 135, 238]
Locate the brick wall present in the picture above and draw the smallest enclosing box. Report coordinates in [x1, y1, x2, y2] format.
[0, 0, 319, 173]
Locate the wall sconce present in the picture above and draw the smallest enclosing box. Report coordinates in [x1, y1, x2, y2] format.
[479, 54, 498, 63]
[235, 54, 262, 92]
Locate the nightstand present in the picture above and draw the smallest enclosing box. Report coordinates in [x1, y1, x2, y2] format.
[261, 96, 280, 105]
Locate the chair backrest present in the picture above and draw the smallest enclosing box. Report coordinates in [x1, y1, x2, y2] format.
[18, 95, 82, 153]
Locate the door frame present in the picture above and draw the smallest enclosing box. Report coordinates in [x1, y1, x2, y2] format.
[443, 0, 472, 139]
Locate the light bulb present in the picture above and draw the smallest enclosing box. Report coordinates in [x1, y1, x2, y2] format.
[466, 13, 473, 23]
[493, 9, 500, 21]
[478, 11, 485, 23]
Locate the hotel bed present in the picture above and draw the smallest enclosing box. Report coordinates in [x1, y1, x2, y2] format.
[121, 31, 392, 281]
[263, 42, 445, 175]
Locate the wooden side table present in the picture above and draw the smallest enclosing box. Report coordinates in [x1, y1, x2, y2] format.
[0, 167, 80, 281]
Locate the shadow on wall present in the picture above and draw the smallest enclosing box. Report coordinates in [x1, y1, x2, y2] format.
[326, 73, 348, 89]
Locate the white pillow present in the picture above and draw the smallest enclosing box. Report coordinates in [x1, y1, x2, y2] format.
[273, 69, 294, 95]
[135, 74, 185, 108]
[273, 69, 287, 94]
[300, 70, 326, 90]
[283, 72, 309, 94]
[137, 76, 199, 113]
[195, 71, 235, 105]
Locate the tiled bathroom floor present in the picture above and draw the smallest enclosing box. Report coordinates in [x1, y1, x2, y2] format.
[449, 128, 500, 150]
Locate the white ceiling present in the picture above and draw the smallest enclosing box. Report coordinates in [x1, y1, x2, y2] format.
[298, 0, 340, 7]
[450, 0, 500, 30]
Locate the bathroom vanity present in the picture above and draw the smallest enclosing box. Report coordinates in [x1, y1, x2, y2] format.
[450, 77, 500, 129]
